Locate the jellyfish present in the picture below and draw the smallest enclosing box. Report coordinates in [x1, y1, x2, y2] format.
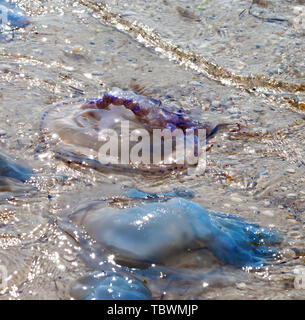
[70, 270, 152, 300]
[70, 198, 281, 268]
[40, 88, 227, 175]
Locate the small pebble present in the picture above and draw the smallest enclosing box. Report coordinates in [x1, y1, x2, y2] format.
[250, 206, 259, 214]
[211, 100, 220, 108]
[262, 210, 274, 217]
[189, 81, 202, 87]
[291, 248, 305, 257]
[0, 64, 11, 72]
[286, 168, 296, 174]
[227, 107, 240, 114]
[287, 193, 297, 199]
[258, 170, 268, 176]
[231, 196, 243, 203]
[293, 266, 305, 275]
[282, 248, 296, 258]
[264, 200, 271, 207]
[288, 231, 302, 239]
[236, 282, 247, 290]
[63, 253, 76, 262]
[287, 219, 298, 225]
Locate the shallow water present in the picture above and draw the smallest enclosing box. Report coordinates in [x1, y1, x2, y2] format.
[0, 0, 304, 300]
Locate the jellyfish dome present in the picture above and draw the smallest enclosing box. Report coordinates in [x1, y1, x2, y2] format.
[40, 88, 219, 175]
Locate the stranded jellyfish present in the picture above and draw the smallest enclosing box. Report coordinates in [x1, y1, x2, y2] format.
[40, 88, 226, 175]
[71, 198, 281, 268]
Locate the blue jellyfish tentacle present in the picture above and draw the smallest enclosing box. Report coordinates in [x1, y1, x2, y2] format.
[0, 150, 32, 182]
[0, 1, 30, 34]
[70, 270, 152, 300]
